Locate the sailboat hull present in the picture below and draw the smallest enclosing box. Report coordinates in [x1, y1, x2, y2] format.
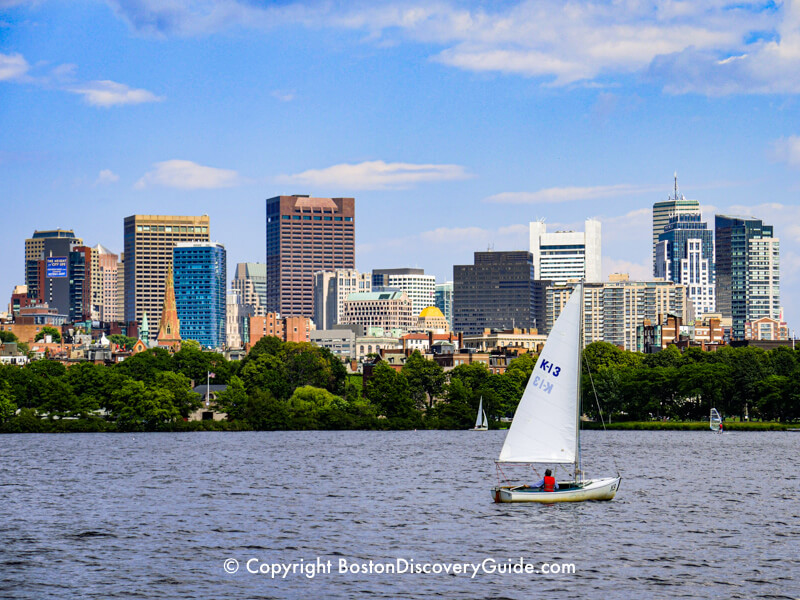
[493, 476, 620, 504]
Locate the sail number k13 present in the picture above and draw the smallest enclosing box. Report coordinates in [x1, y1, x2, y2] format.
[539, 360, 561, 377]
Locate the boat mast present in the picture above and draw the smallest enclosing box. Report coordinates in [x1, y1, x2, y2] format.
[575, 281, 583, 483]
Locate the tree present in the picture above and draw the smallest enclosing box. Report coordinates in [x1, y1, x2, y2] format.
[643, 344, 683, 369]
[0, 380, 17, 424]
[108, 334, 138, 350]
[216, 375, 248, 420]
[401, 350, 446, 410]
[448, 362, 491, 395]
[366, 362, 414, 418]
[583, 341, 641, 373]
[240, 353, 292, 400]
[34, 326, 62, 343]
[505, 353, 536, 389]
[110, 380, 181, 430]
[154, 371, 201, 418]
[431, 378, 474, 428]
[286, 385, 342, 429]
[0, 331, 19, 343]
[115, 347, 174, 382]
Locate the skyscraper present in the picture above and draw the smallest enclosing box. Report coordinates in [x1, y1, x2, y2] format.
[123, 214, 210, 332]
[25, 229, 82, 302]
[173, 242, 227, 349]
[232, 263, 268, 316]
[435, 281, 454, 329]
[371, 268, 436, 316]
[715, 215, 780, 340]
[453, 251, 538, 335]
[654, 213, 715, 316]
[266, 195, 355, 318]
[37, 237, 90, 322]
[313, 268, 371, 330]
[652, 175, 700, 275]
[95, 244, 119, 322]
[529, 219, 601, 284]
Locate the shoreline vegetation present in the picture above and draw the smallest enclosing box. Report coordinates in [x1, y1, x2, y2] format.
[1, 336, 799, 434]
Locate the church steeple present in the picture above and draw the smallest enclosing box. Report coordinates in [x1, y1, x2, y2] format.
[157, 264, 181, 351]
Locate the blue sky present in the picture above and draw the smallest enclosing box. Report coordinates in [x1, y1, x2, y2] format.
[1, 0, 799, 328]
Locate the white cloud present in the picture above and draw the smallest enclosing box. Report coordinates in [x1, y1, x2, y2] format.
[485, 184, 661, 204]
[271, 89, 295, 102]
[0, 52, 29, 80]
[95, 169, 120, 185]
[105, 0, 799, 94]
[277, 160, 471, 190]
[135, 160, 242, 190]
[602, 257, 651, 282]
[771, 135, 800, 168]
[68, 80, 163, 107]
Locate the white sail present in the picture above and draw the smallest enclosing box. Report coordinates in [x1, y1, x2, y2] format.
[481, 410, 488, 429]
[497, 284, 581, 464]
[474, 397, 485, 429]
[710, 408, 722, 431]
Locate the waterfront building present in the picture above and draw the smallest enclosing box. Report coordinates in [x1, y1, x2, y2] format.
[636, 314, 728, 353]
[715, 215, 780, 340]
[654, 213, 715, 316]
[546, 277, 690, 351]
[173, 242, 226, 349]
[232, 263, 268, 316]
[453, 251, 539, 335]
[266, 195, 355, 318]
[341, 291, 414, 333]
[434, 282, 453, 329]
[313, 269, 371, 330]
[123, 214, 210, 333]
[744, 316, 789, 341]
[25, 229, 82, 302]
[529, 219, 601, 284]
[652, 175, 701, 275]
[371, 268, 436, 316]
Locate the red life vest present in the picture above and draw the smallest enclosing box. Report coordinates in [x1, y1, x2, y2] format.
[543, 476, 555, 492]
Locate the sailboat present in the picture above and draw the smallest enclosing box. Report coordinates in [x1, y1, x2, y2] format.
[710, 408, 722, 433]
[472, 397, 488, 431]
[492, 283, 620, 503]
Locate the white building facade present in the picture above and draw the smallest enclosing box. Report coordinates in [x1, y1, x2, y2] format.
[529, 219, 601, 284]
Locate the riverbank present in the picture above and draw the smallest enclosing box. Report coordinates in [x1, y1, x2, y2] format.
[2, 416, 796, 433]
[580, 421, 792, 431]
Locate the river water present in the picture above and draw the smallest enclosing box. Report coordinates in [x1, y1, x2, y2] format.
[1, 430, 798, 599]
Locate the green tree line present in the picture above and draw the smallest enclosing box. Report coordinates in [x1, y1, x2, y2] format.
[1, 337, 798, 432]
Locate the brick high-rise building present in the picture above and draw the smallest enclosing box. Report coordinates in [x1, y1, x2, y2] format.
[265, 195, 355, 318]
[124, 214, 210, 332]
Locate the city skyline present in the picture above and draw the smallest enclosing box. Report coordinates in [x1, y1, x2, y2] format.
[2, 1, 799, 328]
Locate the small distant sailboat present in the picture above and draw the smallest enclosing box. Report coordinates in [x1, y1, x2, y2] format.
[710, 408, 722, 433]
[472, 397, 488, 431]
[492, 283, 620, 503]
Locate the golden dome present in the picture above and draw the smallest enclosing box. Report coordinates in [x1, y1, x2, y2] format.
[419, 306, 445, 319]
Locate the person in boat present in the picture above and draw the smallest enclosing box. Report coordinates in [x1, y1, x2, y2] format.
[531, 469, 559, 491]
[718, 422, 723, 433]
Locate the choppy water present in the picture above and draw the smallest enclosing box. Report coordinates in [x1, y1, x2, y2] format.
[1, 430, 798, 599]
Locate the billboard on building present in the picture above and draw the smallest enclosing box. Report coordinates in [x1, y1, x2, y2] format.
[46, 257, 68, 278]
